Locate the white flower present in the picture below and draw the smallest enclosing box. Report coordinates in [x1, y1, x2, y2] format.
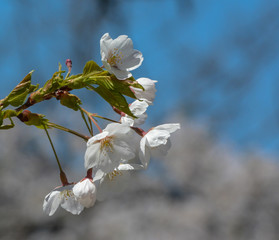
[43, 185, 84, 216]
[121, 100, 148, 127]
[139, 123, 180, 167]
[93, 163, 144, 201]
[131, 78, 157, 105]
[73, 178, 97, 208]
[85, 123, 140, 174]
[100, 33, 143, 80]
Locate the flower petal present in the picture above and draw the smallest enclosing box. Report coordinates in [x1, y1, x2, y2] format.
[139, 136, 151, 168]
[145, 129, 170, 148]
[84, 142, 101, 170]
[73, 179, 97, 208]
[110, 67, 131, 80]
[121, 50, 143, 71]
[60, 190, 84, 215]
[130, 100, 148, 116]
[87, 131, 109, 146]
[118, 163, 145, 171]
[43, 191, 61, 216]
[131, 78, 157, 104]
[100, 33, 113, 58]
[153, 123, 181, 134]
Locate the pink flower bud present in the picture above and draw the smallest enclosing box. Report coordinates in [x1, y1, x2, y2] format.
[65, 59, 72, 68]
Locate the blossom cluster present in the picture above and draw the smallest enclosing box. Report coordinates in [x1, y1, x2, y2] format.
[43, 33, 180, 216]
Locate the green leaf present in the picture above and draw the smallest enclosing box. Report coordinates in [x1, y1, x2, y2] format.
[91, 85, 135, 117]
[106, 75, 143, 99]
[5, 71, 37, 107]
[24, 113, 49, 129]
[31, 70, 65, 102]
[0, 111, 15, 130]
[60, 93, 82, 111]
[2, 109, 18, 119]
[83, 60, 103, 75]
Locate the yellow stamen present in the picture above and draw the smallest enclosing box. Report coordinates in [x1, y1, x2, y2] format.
[107, 48, 123, 66]
[108, 170, 123, 181]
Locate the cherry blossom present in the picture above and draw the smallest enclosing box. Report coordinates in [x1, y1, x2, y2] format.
[100, 33, 143, 80]
[43, 185, 84, 216]
[84, 123, 140, 174]
[73, 178, 97, 208]
[139, 123, 180, 167]
[121, 100, 148, 127]
[131, 77, 157, 104]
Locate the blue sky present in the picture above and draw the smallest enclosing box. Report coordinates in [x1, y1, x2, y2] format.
[1, 0, 279, 156]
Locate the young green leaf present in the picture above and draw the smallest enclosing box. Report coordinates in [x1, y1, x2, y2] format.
[91, 85, 135, 117]
[4, 71, 38, 107]
[60, 93, 82, 111]
[83, 60, 103, 75]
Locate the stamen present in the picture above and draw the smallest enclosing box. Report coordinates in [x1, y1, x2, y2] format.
[108, 170, 123, 181]
[61, 190, 74, 200]
[107, 48, 123, 66]
[100, 136, 114, 153]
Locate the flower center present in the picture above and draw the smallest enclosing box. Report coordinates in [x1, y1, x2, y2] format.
[107, 48, 123, 66]
[61, 190, 74, 200]
[99, 136, 114, 153]
[108, 170, 123, 181]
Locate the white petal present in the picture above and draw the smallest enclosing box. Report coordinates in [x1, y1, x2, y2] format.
[73, 179, 97, 208]
[120, 116, 135, 126]
[110, 35, 132, 55]
[60, 190, 84, 215]
[43, 191, 61, 216]
[153, 123, 181, 134]
[118, 163, 145, 171]
[102, 60, 112, 73]
[110, 66, 131, 80]
[137, 77, 158, 87]
[104, 122, 130, 136]
[119, 50, 143, 71]
[84, 142, 101, 170]
[150, 139, 172, 157]
[87, 131, 109, 146]
[100, 33, 113, 58]
[112, 138, 136, 162]
[93, 169, 106, 181]
[130, 100, 148, 116]
[139, 136, 150, 167]
[131, 78, 157, 104]
[145, 129, 170, 148]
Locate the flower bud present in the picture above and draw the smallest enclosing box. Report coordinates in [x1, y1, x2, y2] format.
[73, 178, 97, 208]
[65, 59, 72, 68]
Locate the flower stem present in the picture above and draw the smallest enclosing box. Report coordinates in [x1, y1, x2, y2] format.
[47, 122, 90, 141]
[93, 114, 119, 123]
[88, 115, 93, 135]
[43, 125, 62, 171]
[88, 115, 102, 133]
[79, 108, 93, 136]
[80, 107, 102, 133]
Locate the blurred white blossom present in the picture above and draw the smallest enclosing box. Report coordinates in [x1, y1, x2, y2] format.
[140, 123, 180, 167]
[43, 185, 84, 216]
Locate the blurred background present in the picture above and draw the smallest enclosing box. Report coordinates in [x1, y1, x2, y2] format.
[1, 0, 279, 239]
